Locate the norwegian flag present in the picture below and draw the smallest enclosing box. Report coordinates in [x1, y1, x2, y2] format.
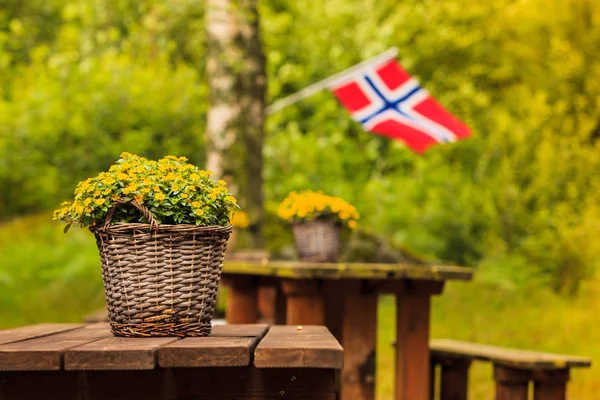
[331, 58, 470, 153]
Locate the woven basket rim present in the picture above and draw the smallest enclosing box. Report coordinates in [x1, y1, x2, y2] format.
[91, 222, 233, 234]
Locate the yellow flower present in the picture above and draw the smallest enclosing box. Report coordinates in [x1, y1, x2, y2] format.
[94, 190, 101, 197]
[225, 195, 237, 204]
[111, 195, 121, 201]
[180, 193, 189, 199]
[95, 198, 106, 206]
[143, 178, 152, 185]
[172, 184, 179, 192]
[75, 204, 84, 214]
[348, 220, 357, 229]
[123, 183, 138, 194]
[218, 180, 227, 186]
[104, 188, 111, 195]
[84, 198, 92, 206]
[194, 209, 204, 216]
[192, 201, 201, 208]
[153, 185, 161, 192]
[190, 173, 200, 181]
[155, 192, 165, 202]
[134, 194, 144, 203]
[102, 176, 115, 185]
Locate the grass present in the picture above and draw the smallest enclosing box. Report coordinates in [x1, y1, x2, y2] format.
[377, 279, 599, 399]
[0, 213, 105, 328]
[0, 215, 597, 398]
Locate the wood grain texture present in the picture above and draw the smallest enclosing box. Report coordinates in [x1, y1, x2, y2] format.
[254, 325, 343, 369]
[64, 337, 177, 370]
[211, 323, 269, 338]
[396, 296, 431, 400]
[0, 323, 111, 371]
[224, 260, 473, 281]
[341, 295, 377, 400]
[158, 336, 258, 367]
[0, 323, 83, 345]
[431, 339, 592, 369]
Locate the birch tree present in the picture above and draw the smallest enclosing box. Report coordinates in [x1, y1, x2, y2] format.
[205, 0, 266, 246]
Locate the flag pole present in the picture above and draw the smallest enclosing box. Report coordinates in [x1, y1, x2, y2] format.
[266, 47, 399, 116]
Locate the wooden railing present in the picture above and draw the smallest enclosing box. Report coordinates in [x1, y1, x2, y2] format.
[430, 339, 592, 400]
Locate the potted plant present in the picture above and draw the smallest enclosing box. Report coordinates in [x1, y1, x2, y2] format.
[54, 152, 237, 337]
[277, 190, 359, 262]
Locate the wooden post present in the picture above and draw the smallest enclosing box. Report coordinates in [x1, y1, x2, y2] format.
[282, 279, 324, 325]
[532, 369, 570, 400]
[224, 276, 258, 324]
[396, 296, 431, 400]
[494, 365, 530, 400]
[438, 358, 471, 400]
[257, 286, 277, 324]
[341, 295, 377, 400]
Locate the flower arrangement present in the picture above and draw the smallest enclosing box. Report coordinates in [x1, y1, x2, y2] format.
[277, 190, 359, 229]
[54, 152, 238, 229]
[230, 210, 250, 229]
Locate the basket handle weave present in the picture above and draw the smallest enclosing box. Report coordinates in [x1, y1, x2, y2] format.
[103, 199, 159, 230]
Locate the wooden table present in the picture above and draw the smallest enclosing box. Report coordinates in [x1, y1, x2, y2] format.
[0, 322, 343, 400]
[222, 260, 474, 400]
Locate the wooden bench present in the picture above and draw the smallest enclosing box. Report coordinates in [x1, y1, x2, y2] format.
[430, 339, 592, 400]
[0, 323, 343, 400]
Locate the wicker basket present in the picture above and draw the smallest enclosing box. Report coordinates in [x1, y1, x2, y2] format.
[292, 220, 341, 262]
[90, 200, 231, 337]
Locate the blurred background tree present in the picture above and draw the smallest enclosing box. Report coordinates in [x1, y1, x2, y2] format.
[0, 0, 599, 292]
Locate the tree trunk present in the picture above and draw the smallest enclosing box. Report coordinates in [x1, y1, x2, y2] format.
[239, 0, 266, 247]
[205, 0, 266, 246]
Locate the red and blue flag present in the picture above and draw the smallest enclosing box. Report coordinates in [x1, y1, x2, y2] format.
[331, 58, 470, 153]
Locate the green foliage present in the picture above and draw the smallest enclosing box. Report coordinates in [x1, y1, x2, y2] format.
[1, 0, 600, 290]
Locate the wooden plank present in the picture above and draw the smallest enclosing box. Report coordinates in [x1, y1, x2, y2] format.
[158, 336, 259, 367]
[254, 325, 343, 369]
[64, 337, 177, 370]
[430, 339, 592, 370]
[0, 323, 111, 371]
[211, 324, 269, 338]
[0, 367, 338, 399]
[282, 279, 325, 325]
[0, 323, 83, 345]
[171, 367, 337, 400]
[494, 365, 530, 400]
[341, 295, 377, 400]
[224, 275, 259, 324]
[224, 260, 473, 281]
[396, 296, 431, 400]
